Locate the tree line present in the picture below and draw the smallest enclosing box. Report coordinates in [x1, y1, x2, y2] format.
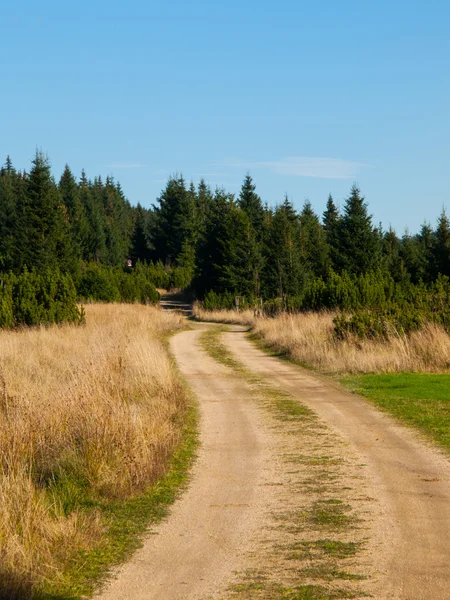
[1, 152, 450, 331]
[0, 152, 159, 325]
[148, 172, 450, 299]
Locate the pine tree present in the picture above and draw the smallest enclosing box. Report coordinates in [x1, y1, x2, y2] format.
[415, 223, 435, 283]
[299, 201, 329, 278]
[219, 205, 263, 297]
[130, 204, 153, 264]
[196, 179, 213, 239]
[79, 171, 107, 262]
[0, 157, 18, 270]
[263, 197, 304, 298]
[336, 185, 381, 275]
[59, 165, 87, 264]
[322, 194, 340, 271]
[193, 189, 234, 297]
[0, 155, 14, 176]
[152, 175, 188, 265]
[432, 209, 450, 277]
[400, 228, 426, 284]
[237, 174, 265, 236]
[22, 152, 71, 271]
[382, 226, 408, 283]
[177, 181, 199, 248]
[102, 177, 133, 265]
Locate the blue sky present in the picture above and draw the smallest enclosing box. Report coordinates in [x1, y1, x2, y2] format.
[1, 0, 449, 233]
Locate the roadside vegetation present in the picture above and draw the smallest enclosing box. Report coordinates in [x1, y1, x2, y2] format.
[0, 304, 194, 599]
[193, 305, 450, 373]
[252, 312, 450, 374]
[253, 311, 450, 452]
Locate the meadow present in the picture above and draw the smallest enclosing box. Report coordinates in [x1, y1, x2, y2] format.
[0, 304, 190, 599]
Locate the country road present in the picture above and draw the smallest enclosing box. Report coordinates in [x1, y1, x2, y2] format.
[97, 322, 277, 600]
[98, 318, 450, 600]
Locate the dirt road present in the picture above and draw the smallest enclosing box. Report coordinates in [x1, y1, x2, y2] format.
[96, 324, 277, 600]
[98, 320, 450, 600]
[223, 327, 450, 600]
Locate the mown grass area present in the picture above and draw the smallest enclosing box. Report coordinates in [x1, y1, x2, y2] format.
[341, 373, 450, 452]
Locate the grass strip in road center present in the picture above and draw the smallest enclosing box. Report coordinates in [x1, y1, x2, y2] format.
[199, 328, 370, 600]
[341, 373, 450, 452]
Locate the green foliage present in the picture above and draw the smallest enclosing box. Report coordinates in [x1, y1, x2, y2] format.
[323, 194, 340, 271]
[78, 263, 159, 304]
[238, 173, 265, 235]
[0, 279, 14, 328]
[203, 290, 236, 310]
[4, 153, 450, 331]
[262, 196, 305, 299]
[0, 268, 83, 328]
[219, 205, 264, 297]
[299, 200, 329, 278]
[193, 188, 233, 297]
[78, 263, 121, 302]
[335, 185, 381, 275]
[333, 275, 450, 340]
[147, 260, 171, 288]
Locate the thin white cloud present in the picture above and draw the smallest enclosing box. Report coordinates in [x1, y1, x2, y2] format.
[106, 163, 146, 169]
[215, 156, 371, 179]
[192, 172, 230, 178]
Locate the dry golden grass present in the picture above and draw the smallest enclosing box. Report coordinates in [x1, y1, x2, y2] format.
[193, 305, 450, 373]
[192, 302, 256, 326]
[0, 304, 186, 596]
[254, 312, 450, 373]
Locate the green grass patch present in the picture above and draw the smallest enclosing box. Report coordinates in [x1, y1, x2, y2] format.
[199, 327, 249, 374]
[341, 373, 450, 451]
[228, 580, 361, 599]
[308, 499, 355, 531]
[285, 540, 361, 561]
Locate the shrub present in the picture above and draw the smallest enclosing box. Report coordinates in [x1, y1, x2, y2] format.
[0, 268, 84, 328]
[78, 263, 159, 305]
[203, 290, 235, 310]
[78, 264, 121, 302]
[143, 260, 170, 289]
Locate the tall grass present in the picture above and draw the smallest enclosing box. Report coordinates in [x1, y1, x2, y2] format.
[192, 302, 256, 326]
[193, 304, 450, 373]
[0, 304, 186, 598]
[254, 312, 450, 373]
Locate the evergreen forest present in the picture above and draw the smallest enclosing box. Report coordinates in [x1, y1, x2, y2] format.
[1, 152, 450, 334]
